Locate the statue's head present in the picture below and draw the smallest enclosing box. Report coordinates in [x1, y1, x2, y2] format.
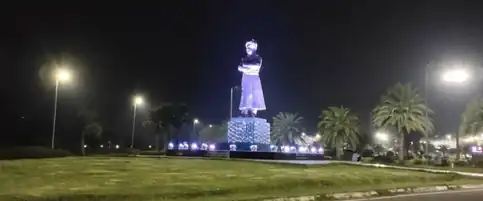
[245, 39, 258, 55]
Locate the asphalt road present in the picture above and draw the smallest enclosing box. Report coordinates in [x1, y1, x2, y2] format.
[350, 189, 483, 201]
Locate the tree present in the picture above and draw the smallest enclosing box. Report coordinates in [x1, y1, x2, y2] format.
[271, 112, 305, 146]
[153, 103, 189, 151]
[318, 106, 360, 159]
[199, 122, 228, 143]
[372, 83, 434, 161]
[142, 109, 165, 152]
[459, 99, 483, 139]
[81, 122, 102, 156]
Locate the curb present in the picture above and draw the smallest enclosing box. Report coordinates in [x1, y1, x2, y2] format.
[263, 184, 483, 201]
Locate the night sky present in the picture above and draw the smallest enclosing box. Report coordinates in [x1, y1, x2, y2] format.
[3, 1, 483, 147]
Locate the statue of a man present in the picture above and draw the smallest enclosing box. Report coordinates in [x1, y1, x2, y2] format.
[238, 39, 266, 117]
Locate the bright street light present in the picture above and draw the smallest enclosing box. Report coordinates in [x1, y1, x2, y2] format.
[442, 69, 469, 83]
[194, 119, 199, 124]
[375, 132, 389, 141]
[209, 124, 212, 128]
[131, 95, 143, 148]
[134, 96, 143, 105]
[301, 132, 306, 136]
[446, 134, 451, 139]
[51, 68, 72, 149]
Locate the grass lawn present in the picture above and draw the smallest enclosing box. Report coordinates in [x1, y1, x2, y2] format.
[0, 157, 482, 201]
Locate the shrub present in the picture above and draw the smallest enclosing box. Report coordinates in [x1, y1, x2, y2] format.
[454, 160, 467, 167]
[474, 160, 483, 168]
[413, 158, 423, 165]
[371, 155, 394, 164]
[386, 151, 395, 157]
[0, 146, 73, 160]
[361, 157, 373, 163]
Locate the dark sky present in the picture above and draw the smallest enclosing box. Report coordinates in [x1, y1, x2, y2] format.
[3, 1, 483, 146]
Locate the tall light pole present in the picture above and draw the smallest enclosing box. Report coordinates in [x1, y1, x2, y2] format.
[51, 68, 71, 149]
[131, 95, 143, 148]
[425, 64, 470, 158]
[193, 118, 199, 142]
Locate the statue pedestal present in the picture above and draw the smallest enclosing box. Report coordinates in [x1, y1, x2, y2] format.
[228, 117, 270, 145]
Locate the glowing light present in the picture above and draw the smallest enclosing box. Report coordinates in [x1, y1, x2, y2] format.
[301, 132, 306, 136]
[209, 124, 212, 128]
[442, 69, 469, 83]
[209, 144, 216, 151]
[290, 146, 296, 152]
[310, 147, 317, 153]
[250, 145, 258, 152]
[83, 144, 87, 148]
[134, 96, 143, 105]
[168, 142, 174, 150]
[446, 135, 451, 139]
[115, 144, 120, 149]
[56, 68, 71, 82]
[191, 143, 198, 150]
[283, 146, 290, 153]
[201, 143, 208, 150]
[148, 145, 152, 149]
[229, 144, 237, 151]
[298, 146, 307, 153]
[270, 145, 277, 152]
[318, 148, 324, 154]
[376, 132, 389, 141]
[100, 144, 104, 148]
[194, 119, 199, 124]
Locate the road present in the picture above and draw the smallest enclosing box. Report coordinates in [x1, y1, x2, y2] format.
[349, 188, 483, 201]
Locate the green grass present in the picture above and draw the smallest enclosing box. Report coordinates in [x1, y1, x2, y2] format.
[0, 157, 482, 201]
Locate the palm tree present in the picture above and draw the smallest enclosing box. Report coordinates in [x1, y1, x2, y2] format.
[199, 122, 228, 143]
[81, 122, 102, 156]
[372, 83, 434, 161]
[317, 106, 360, 159]
[271, 112, 305, 146]
[154, 103, 189, 151]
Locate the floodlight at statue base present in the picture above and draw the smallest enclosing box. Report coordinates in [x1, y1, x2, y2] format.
[227, 117, 270, 150]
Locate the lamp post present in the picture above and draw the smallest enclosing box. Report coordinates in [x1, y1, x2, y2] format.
[51, 68, 71, 149]
[131, 95, 143, 148]
[425, 64, 470, 158]
[193, 118, 199, 142]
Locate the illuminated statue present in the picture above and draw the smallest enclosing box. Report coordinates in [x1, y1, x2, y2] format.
[238, 39, 266, 117]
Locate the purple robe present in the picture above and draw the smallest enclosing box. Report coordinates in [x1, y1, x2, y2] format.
[239, 54, 266, 111]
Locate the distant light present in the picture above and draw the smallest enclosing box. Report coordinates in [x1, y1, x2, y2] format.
[83, 144, 87, 148]
[201, 143, 208, 150]
[115, 144, 120, 149]
[100, 144, 104, 148]
[375, 132, 389, 141]
[168, 142, 174, 150]
[290, 146, 296, 152]
[194, 119, 199, 124]
[301, 132, 306, 136]
[250, 145, 258, 152]
[310, 147, 317, 153]
[209, 124, 212, 128]
[209, 144, 216, 151]
[298, 146, 307, 153]
[282, 146, 290, 153]
[229, 144, 237, 151]
[191, 143, 198, 150]
[148, 145, 152, 149]
[442, 69, 469, 83]
[318, 148, 324, 154]
[270, 145, 277, 152]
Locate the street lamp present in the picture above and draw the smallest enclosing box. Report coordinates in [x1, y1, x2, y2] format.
[442, 69, 470, 83]
[193, 118, 199, 142]
[51, 68, 71, 149]
[424, 64, 470, 158]
[209, 124, 213, 128]
[131, 95, 143, 148]
[230, 86, 240, 120]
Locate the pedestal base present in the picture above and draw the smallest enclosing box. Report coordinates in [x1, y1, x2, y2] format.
[227, 117, 270, 145]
